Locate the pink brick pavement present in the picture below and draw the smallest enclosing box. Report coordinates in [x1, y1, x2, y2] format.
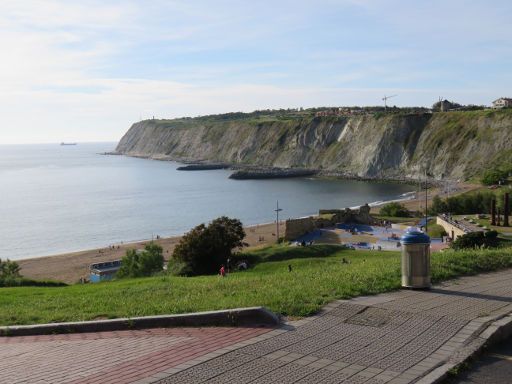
[0, 326, 273, 384]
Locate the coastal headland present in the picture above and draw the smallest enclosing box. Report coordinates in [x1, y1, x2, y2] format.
[116, 109, 512, 182]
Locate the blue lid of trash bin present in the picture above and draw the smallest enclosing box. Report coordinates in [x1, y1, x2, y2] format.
[400, 227, 431, 244]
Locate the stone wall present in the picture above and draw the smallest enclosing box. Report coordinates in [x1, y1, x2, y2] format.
[319, 204, 375, 225]
[285, 205, 376, 241]
[284, 217, 315, 241]
[436, 216, 467, 240]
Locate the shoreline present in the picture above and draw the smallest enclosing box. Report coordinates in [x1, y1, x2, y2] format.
[14, 191, 415, 263]
[17, 221, 285, 284]
[15, 190, 413, 283]
[113, 152, 444, 187]
[15, 176, 478, 284]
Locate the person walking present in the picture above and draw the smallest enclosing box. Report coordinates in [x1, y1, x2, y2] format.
[219, 265, 226, 277]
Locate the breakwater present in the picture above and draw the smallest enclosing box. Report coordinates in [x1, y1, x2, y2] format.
[177, 164, 229, 171]
[229, 168, 317, 180]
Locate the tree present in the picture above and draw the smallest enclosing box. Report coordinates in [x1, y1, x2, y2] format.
[0, 258, 21, 286]
[0, 259, 20, 278]
[429, 191, 498, 215]
[379, 202, 410, 217]
[117, 242, 164, 278]
[172, 216, 247, 276]
[430, 195, 448, 215]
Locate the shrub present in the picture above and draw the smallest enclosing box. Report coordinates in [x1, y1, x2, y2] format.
[0, 258, 67, 287]
[0, 258, 20, 286]
[451, 231, 499, 250]
[0, 258, 20, 278]
[481, 169, 508, 186]
[379, 202, 410, 217]
[171, 216, 246, 276]
[117, 243, 164, 278]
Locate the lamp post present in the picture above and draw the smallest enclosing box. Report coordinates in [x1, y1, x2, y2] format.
[275, 201, 283, 243]
[425, 169, 428, 232]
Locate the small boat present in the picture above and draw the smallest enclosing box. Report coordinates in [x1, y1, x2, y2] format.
[60, 142, 77, 146]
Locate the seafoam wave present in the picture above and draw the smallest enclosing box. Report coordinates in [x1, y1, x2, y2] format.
[350, 191, 417, 210]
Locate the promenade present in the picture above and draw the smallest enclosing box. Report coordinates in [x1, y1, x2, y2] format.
[3, 270, 512, 383]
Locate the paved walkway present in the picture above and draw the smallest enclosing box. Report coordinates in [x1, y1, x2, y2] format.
[2, 270, 512, 383]
[158, 270, 512, 384]
[0, 326, 273, 384]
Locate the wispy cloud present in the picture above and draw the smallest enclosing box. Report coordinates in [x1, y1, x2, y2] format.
[0, 0, 510, 143]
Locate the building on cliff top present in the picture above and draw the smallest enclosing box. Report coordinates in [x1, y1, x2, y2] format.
[492, 98, 512, 109]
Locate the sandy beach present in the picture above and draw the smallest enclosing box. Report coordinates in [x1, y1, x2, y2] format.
[18, 221, 285, 284]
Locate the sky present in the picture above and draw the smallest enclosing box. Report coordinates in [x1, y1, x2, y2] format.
[0, 0, 511, 144]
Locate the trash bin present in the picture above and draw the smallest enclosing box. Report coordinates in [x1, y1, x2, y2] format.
[400, 227, 431, 289]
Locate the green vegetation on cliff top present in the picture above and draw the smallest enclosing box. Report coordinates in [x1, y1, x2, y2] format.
[2, 245, 512, 326]
[147, 108, 512, 126]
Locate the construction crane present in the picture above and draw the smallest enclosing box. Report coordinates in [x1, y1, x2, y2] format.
[382, 94, 397, 111]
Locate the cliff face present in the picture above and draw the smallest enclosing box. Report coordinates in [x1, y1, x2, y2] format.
[116, 110, 512, 180]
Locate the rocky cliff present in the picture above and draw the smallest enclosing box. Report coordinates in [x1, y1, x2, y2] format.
[116, 110, 512, 180]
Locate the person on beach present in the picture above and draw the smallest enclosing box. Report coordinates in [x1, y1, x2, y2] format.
[219, 265, 226, 277]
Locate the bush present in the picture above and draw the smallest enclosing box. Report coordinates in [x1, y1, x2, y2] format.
[0, 278, 67, 288]
[481, 169, 508, 185]
[379, 202, 410, 217]
[117, 243, 164, 278]
[171, 216, 246, 276]
[0, 258, 20, 278]
[0, 259, 21, 286]
[451, 231, 499, 250]
[0, 258, 67, 287]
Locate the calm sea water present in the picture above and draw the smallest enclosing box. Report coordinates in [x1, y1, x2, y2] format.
[0, 143, 414, 260]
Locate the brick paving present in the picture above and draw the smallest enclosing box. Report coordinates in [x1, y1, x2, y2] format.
[0, 326, 272, 384]
[3, 270, 512, 383]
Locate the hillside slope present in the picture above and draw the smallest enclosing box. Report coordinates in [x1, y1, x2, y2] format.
[116, 110, 512, 180]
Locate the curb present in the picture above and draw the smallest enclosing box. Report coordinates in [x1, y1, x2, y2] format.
[415, 313, 512, 384]
[0, 307, 280, 337]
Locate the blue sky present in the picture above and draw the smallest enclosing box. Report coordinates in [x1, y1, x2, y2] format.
[0, 0, 511, 144]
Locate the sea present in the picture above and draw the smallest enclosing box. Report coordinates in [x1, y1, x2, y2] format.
[0, 143, 415, 260]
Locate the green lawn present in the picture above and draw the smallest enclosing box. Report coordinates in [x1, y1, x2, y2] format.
[427, 223, 447, 238]
[2, 245, 512, 326]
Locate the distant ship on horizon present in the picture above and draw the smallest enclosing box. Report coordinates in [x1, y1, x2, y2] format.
[60, 142, 77, 146]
